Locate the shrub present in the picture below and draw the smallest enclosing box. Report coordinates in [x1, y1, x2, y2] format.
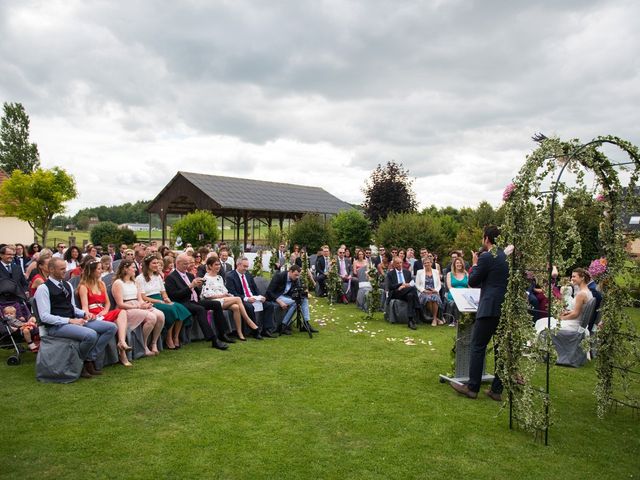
[289, 213, 334, 253]
[172, 210, 219, 248]
[375, 213, 446, 253]
[90, 221, 138, 247]
[331, 210, 371, 251]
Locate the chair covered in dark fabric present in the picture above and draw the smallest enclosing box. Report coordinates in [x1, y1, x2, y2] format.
[36, 335, 83, 383]
[356, 267, 372, 312]
[540, 298, 596, 368]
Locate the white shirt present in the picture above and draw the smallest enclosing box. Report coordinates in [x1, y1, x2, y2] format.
[135, 274, 165, 296]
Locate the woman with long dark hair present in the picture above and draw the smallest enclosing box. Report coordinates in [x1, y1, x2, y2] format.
[136, 255, 191, 350]
[112, 260, 165, 356]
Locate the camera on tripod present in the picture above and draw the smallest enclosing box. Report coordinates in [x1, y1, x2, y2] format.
[290, 283, 308, 301]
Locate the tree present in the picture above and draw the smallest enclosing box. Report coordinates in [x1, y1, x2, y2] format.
[331, 209, 371, 251]
[0, 102, 40, 174]
[90, 221, 137, 247]
[361, 161, 417, 227]
[0, 167, 76, 245]
[375, 213, 446, 254]
[289, 213, 334, 254]
[172, 210, 219, 247]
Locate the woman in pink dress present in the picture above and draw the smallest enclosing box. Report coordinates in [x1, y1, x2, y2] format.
[111, 260, 165, 356]
[77, 259, 132, 366]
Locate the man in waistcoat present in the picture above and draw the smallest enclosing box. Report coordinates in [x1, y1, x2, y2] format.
[34, 257, 117, 378]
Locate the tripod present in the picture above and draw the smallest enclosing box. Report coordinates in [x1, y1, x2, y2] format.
[293, 294, 313, 339]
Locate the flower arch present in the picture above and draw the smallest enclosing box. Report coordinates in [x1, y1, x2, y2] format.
[499, 135, 640, 442]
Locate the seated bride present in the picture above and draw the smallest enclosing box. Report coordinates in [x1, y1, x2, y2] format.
[535, 268, 593, 334]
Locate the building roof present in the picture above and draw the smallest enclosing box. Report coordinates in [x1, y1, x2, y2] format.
[148, 171, 353, 215]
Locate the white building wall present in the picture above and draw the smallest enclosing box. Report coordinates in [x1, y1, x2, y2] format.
[0, 217, 34, 244]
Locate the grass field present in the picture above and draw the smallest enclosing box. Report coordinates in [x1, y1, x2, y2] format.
[1, 300, 638, 479]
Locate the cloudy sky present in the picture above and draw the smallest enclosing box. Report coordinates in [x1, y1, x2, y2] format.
[1, 0, 638, 215]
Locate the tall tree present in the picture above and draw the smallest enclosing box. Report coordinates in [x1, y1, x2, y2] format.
[361, 161, 417, 228]
[0, 102, 40, 173]
[0, 167, 77, 244]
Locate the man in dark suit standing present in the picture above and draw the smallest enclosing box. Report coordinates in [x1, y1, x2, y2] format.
[314, 245, 331, 297]
[386, 256, 422, 329]
[164, 253, 230, 350]
[450, 225, 508, 402]
[226, 256, 277, 337]
[267, 265, 317, 335]
[0, 245, 28, 296]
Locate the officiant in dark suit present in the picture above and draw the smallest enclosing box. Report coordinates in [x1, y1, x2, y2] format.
[386, 256, 422, 330]
[164, 253, 229, 350]
[450, 225, 508, 402]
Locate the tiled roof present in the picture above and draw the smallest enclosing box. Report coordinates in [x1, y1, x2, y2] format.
[176, 171, 353, 214]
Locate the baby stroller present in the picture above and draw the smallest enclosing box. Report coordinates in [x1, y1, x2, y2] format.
[0, 277, 33, 366]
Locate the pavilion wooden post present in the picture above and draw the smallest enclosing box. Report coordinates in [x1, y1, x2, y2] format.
[243, 212, 249, 250]
[160, 209, 167, 246]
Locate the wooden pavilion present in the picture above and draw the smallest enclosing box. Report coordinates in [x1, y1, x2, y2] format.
[147, 171, 353, 246]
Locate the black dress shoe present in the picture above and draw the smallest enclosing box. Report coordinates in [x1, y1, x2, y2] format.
[261, 330, 276, 338]
[220, 334, 236, 344]
[251, 328, 263, 340]
[280, 324, 292, 335]
[80, 366, 93, 379]
[211, 339, 229, 350]
[408, 319, 417, 330]
[301, 323, 319, 333]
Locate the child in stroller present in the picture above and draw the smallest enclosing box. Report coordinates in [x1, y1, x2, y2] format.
[2, 305, 39, 352]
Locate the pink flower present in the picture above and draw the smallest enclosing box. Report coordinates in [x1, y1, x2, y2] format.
[588, 257, 607, 281]
[595, 194, 605, 202]
[503, 183, 516, 201]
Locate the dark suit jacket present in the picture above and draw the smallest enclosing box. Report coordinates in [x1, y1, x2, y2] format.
[413, 259, 424, 276]
[0, 262, 28, 293]
[468, 248, 509, 319]
[164, 269, 200, 303]
[220, 261, 233, 277]
[12, 256, 29, 275]
[266, 271, 299, 301]
[315, 256, 331, 275]
[335, 256, 352, 278]
[226, 270, 261, 298]
[386, 268, 412, 293]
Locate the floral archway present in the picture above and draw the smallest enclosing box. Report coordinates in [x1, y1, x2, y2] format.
[498, 135, 640, 441]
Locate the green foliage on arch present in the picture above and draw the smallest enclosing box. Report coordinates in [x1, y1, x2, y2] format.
[499, 135, 640, 432]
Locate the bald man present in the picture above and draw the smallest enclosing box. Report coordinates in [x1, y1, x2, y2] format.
[164, 253, 229, 350]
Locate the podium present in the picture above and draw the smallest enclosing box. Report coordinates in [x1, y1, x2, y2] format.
[438, 288, 495, 385]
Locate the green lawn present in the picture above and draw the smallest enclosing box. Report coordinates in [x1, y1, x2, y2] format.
[1, 300, 638, 479]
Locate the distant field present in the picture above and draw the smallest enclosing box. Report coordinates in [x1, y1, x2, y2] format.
[45, 225, 275, 248]
[46, 230, 163, 248]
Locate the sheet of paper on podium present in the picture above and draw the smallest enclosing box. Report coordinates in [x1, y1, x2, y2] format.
[449, 288, 481, 312]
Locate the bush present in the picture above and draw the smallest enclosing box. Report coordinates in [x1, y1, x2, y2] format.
[375, 213, 447, 253]
[331, 210, 371, 251]
[172, 210, 219, 248]
[289, 213, 334, 253]
[90, 221, 138, 247]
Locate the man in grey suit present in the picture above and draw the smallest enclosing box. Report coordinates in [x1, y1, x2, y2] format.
[450, 225, 508, 402]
